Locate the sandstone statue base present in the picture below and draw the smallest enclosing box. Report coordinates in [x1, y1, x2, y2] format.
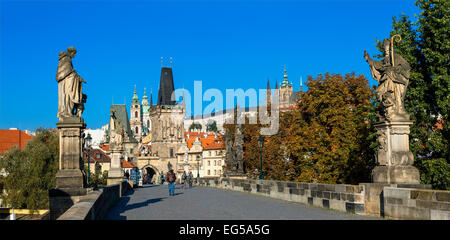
[372, 165, 420, 184]
[373, 120, 420, 184]
[50, 117, 87, 219]
[108, 149, 124, 186]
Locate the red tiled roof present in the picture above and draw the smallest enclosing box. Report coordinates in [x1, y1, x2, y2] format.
[122, 160, 137, 168]
[84, 148, 110, 163]
[99, 144, 110, 151]
[184, 131, 224, 150]
[0, 129, 33, 154]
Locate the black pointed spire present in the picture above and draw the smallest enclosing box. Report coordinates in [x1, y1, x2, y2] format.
[157, 67, 175, 105]
[275, 79, 278, 89]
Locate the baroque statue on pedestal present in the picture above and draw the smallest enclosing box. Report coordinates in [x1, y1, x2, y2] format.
[56, 46, 87, 121]
[109, 111, 124, 150]
[364, 35, 410, 121]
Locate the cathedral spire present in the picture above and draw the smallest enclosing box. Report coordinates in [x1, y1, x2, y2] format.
[275, 79, 278, 89]
[300, 76, 303, 92]
[281, 65, 289, 87]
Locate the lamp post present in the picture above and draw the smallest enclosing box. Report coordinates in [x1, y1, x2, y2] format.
[85, 133, 92, 187]
[257, 135, 265, 180]
[196, 155, 200, 180]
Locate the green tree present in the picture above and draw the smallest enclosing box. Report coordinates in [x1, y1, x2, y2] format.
[0, 129, 59, 210]
[206, 120, 219, 133]
[189, 122, 202, 132]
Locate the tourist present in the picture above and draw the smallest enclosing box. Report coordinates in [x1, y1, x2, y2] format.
[159, 171, 165, 185]
[188, 171, 193, 188]
[166, 169, 176, 196]
[181, 171, 187, 189]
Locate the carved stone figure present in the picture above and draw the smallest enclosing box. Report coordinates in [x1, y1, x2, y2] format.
[364, 36, 420, 184]
[234, 124, 244, 173]
[56, 46, 87, 121]
[109, 111, 124, 150]
[364, 37, 410, 121]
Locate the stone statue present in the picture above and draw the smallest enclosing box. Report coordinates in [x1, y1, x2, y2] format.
[234, 124, 244, 173]
[109, 111, 124, 150]
[56, 46, 87, 121]
[363, 35, 420, 184]
[364, 36, 410, 121]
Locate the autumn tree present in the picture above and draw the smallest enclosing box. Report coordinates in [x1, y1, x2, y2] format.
[285, 73, 375, 184]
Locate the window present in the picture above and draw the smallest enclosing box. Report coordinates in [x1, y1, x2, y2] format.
[130, 148, 133, 154]
[214, 160, 216, 166]
[135, 126, 139, 134]
[218, 160, 221, 165]
[214, 170, 217, 175]
[147, 120, 150, 127]
[170, 148, 174, 158]
[208, 170, 210, 175]
[135, 111, 138, 118]
[208, 161, 210, 166]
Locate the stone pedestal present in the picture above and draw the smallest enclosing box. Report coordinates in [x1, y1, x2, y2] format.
[372, 120, 420, 184]
[107, 149, 124, 186]
[49, 117, 87, 219]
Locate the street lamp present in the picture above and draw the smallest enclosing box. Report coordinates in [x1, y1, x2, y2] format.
[257, 135, 265, 180]
[196, 155, 200, 180]
[85, 133, 92, 187]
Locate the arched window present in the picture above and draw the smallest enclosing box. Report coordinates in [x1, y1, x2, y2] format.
[135, 127, 139, 134]
[135, 111, 138, 118]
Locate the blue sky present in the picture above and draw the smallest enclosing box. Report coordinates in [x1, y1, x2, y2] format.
[0, 0, 419, 131]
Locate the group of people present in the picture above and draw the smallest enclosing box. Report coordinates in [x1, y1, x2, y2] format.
[163, 170, 194, 196]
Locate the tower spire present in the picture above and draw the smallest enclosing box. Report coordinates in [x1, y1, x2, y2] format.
[282, 65, 289, 87]
[150, 88, 153, 106]
[300, 76, 303, 92]
[132, 84, 139, 104]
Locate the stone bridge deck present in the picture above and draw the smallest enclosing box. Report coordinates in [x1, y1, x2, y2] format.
[105, 184, 379, 220]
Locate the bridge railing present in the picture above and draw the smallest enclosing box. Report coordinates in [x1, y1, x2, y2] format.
[57, 180, 131, 220]
[196, 177, 450, 220]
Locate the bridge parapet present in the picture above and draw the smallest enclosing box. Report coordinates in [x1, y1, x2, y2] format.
[57, 180, 131, 220]
[197, 178, 366, 215]
[197, 178, 449, 219]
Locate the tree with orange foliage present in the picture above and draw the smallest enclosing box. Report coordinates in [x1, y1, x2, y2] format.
[285, 73, 376, 184]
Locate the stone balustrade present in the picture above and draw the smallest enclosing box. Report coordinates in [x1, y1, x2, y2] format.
[196, 177, 450, 220]
[58, 180, 131, 220]
[383, 187, 450, 220]
[197, 177, 366, 215]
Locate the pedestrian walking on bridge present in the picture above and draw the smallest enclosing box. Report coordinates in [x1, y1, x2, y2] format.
[166, 169, 176, 196]
[188, 171, 193, 188]
[181, 171, 187, 189]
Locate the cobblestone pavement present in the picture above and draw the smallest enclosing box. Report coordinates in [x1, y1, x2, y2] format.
[105, 184, 379, 220]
